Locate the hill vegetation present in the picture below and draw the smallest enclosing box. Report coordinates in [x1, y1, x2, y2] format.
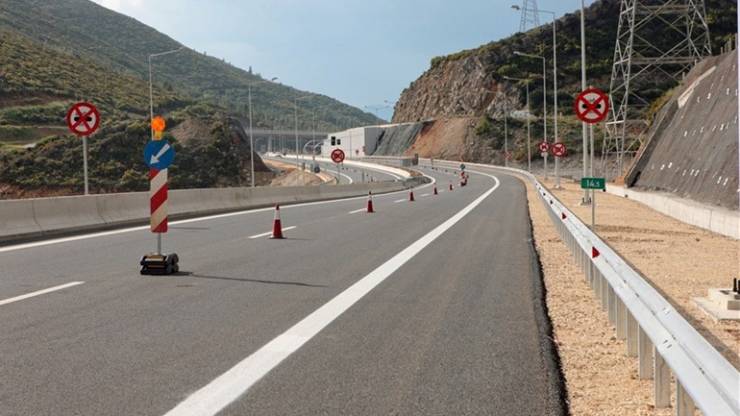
[0, 0, 382, 197]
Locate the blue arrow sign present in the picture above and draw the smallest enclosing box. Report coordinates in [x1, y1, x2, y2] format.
[144, 140, 175, 170]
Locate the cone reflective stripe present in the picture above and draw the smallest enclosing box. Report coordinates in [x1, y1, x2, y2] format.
[271, 204, 284, 239]
[409, 190, 415, 201]
[149, 168, 168, 233]
[433, 186, 438, 195]
[367, 192, 374, 213]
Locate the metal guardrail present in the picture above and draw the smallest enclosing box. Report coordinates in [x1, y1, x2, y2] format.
[422, 159, 739, 416]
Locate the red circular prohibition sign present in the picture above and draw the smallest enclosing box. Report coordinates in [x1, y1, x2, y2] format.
[66, 102, 101, 137]
[574, 88, 609, 124]
[331, 148, 345, 164]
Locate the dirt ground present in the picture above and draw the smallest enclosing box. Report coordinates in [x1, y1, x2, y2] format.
[404, 117, 473, 159]
[263, 159, 324, 187]
[526, 176, 739, 415]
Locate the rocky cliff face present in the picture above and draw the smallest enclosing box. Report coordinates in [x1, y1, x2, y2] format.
[392, 58, 520, 123]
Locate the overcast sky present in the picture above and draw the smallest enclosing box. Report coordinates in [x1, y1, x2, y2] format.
[92, 0, 596, 120]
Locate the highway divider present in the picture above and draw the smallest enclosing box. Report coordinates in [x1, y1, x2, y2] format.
[419, 158, 739, 416]
[0, 178, 427, 245]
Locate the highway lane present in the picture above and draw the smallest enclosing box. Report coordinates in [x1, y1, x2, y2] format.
[0, 166, 563, 415]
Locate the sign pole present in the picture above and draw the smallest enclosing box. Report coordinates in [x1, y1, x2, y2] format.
[82, 136, 89, 195]
[590, 123, 595, 228]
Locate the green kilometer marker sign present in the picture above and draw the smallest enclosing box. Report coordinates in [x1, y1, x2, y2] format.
[581, 177, 606, 190]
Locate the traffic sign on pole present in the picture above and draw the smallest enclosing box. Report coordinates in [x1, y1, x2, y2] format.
[66, 102, 100, 137]
[144, 140, 175, 170]
[331, 148, 345, 164]
[580, 177, 606, 190]
[460, 163, 466, 171]
[538, 141, 550, 153]
[66, 102, 100, 196]
[551, 142, 567, 157]
[574, 88, 610, 124]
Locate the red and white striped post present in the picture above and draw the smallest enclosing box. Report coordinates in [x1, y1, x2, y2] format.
[149, 168, 168, 253]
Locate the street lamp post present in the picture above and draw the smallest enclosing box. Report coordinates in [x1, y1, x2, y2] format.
[247, 77, 279, 188]
[294, 95, 312, 176]
[580, 0, 591, 204]
[504, 75, 533, 172]
[148, 46, 184, 140]
[514, 51, 548, 179]
[513, 5, 558, 184]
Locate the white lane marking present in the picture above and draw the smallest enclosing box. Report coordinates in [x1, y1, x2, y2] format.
[248, 226, 297, 239]
[421, 193, 431, 197]
[393, 199, 406, 203]
[163, 173, 500, 416]
[0, 175, 436, 254]
[0, 281, 85, 307]
[348, 208, 366, 214]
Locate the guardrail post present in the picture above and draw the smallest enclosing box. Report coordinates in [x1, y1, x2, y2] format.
[607, 285, 617, 325]
[638, 327, 653, 379]
[616, 297, 627, 339]
[676, 382, 695, 416]
[653, 347, 670, 408]
[600, 272, 608, 311]
[627, 313, 638, 357]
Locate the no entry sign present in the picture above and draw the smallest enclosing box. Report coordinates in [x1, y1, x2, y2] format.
[331, 148, 345, 164]
[538, 141, 550, 153]
[551, 142, 567, 157]
[574, 88, 609, 124]
[66, 102, 100, 137]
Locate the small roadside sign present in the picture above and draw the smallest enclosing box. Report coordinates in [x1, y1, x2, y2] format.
[581, 177, 606, 190]
[66, 102, 100, 137]
[460, 163, 466, 171]
[331, 148, 345, 164]
[551, 142, 567, 157]
[538, 141, 549, 153]
[144, 140, 175, 170]
[574, 88, 609, 124]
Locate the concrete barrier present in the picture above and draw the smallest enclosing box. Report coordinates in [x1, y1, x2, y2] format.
[606, 184, 739, 240]
[0, 179, 423, 245]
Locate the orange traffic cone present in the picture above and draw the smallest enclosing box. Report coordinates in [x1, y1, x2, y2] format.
[367, 191, 374, 213]
[271, 204, 284, 239]
[433, 186, 438, 195]
[409, 190, 415, 202]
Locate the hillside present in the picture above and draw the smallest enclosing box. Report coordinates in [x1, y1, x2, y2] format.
[390, 0, 736, 167]
[0, 0, 382, 131]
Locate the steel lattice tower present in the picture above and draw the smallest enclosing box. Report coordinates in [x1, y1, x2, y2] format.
[603, 0, 712, 177]
[518, 0, 541, 32]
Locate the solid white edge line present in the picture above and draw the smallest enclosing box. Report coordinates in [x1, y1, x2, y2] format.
[348, 208, 366, 214]
[0, 175, 436, 254]
[394, 199, 406, 203]
[247, 226, 297, 239]
[162, 172, 500, 416]
[0, 281, 85, 307]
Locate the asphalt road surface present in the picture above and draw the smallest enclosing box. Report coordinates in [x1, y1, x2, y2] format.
[0, 165, 564, 416]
